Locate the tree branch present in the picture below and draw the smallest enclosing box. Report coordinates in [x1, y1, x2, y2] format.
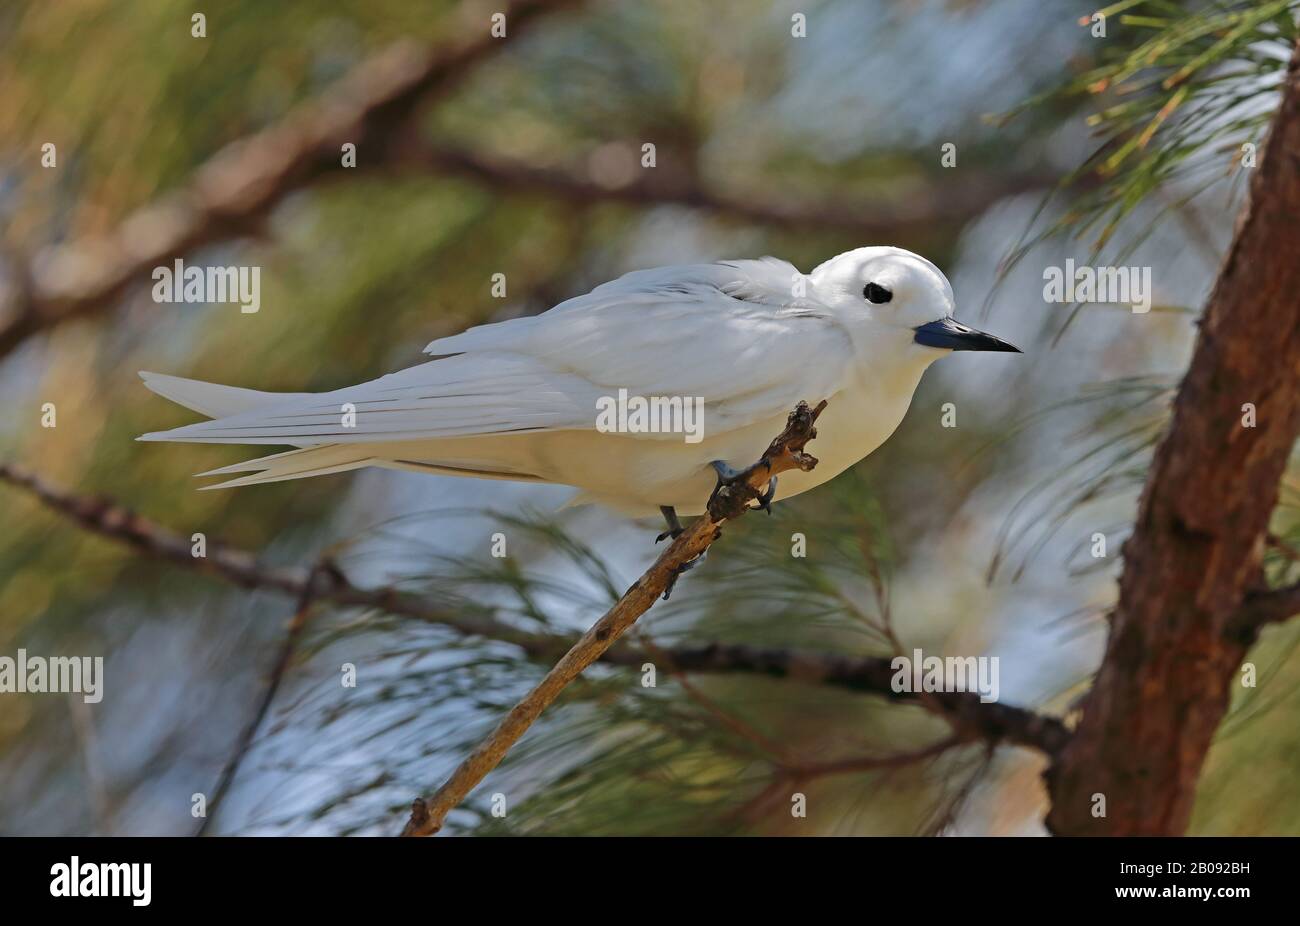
[1230, 581, 1300, 635]
[0, 0, 580, 362]
[782, 735, 964, 784]
[390, 142, 1056, 241]
[0, 458, 1069, 764]
[195, 562, 336, 837]
[727, 734, 965, 827]
[398, 400, 830, 835]
[1045, 38, 1300, 835]
[647, 641, 1068, 755]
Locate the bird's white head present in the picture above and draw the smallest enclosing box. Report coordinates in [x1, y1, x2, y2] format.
[809, 246, 1020, 355]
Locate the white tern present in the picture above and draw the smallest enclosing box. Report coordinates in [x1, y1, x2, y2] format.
[139, 246, 1019, 533]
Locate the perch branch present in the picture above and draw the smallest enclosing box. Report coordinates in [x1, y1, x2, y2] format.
[398, 400, 829, 836]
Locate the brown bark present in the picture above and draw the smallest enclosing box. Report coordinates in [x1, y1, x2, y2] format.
[1045, 40, 1300, 835]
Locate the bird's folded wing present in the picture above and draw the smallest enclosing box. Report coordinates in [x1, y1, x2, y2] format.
[142, 260, 853, 445]
[423, 257, 853, 427]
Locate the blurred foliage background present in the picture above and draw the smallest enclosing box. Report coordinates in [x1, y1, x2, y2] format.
[0, 0, 1297, 835]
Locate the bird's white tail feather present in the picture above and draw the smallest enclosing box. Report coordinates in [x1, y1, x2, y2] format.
[141, 364, 553, 488]
[197, 445, 375, 490]
[195, 447, 321, 477]
[138, 371, 310, 419]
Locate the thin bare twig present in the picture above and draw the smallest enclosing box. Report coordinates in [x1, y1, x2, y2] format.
[636, 631, 789, 764]
[726, 735, 962, 828]
[195, 561, 340, 836]
[783, 735, 962, 783]
[67, 692, 109, 834]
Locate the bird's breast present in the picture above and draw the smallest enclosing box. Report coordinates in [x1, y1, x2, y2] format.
[786, 363, 929, 489]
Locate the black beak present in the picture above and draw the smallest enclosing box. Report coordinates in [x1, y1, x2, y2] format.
[913, 317, 1021, 352]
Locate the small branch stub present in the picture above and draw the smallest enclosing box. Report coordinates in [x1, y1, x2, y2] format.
[707, 399, 826, 520]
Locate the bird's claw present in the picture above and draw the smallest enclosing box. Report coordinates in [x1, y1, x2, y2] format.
[655, 505, 685, 544]
[710, 461, 745, 483]
[709, 460, 778, 518]
[662, 549, 707, 600]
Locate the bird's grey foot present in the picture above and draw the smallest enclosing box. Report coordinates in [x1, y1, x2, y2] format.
[655, 505, 685, 544]
[662, 549, 707, 600]
[710, 460, 778, 516]
[710, 460, 744, 481]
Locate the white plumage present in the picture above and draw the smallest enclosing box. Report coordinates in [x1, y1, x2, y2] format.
[139, 247, 1018, 516]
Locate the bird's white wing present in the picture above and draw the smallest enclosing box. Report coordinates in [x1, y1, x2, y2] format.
[141, 259, 853, 445]
[423, 258, 853, 429]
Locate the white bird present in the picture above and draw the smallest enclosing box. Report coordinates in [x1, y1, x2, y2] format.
[139, 246, 1018, 536]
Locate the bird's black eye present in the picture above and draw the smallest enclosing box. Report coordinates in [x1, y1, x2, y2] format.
[864, 282, 892, 304]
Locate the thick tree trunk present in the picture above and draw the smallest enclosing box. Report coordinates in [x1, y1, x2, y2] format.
[1046, 40, 1300, 835]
